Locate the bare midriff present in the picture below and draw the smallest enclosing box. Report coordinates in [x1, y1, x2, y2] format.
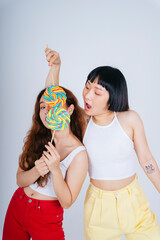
[23, 186, 58, 200]
[91, 173, 136, 191]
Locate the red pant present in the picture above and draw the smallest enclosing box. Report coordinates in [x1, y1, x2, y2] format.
[3, 188, 65, 240]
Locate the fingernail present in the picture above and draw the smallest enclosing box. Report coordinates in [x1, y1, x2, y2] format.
[48, 63, 50, 66]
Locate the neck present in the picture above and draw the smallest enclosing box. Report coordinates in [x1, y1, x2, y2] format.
[92, 110, 115, 125]
[51, 126, 73, 146]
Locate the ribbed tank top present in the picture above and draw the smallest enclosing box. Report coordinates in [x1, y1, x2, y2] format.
[30, 146, 86, 197]
[83, 112, 137, 180]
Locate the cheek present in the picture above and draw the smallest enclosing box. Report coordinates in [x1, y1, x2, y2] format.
[95, 97, 108, 108]
[39, 111, 45, 122]
[82, 88, 86, 99]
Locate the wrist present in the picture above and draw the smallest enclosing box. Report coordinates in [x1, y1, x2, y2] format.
[33, 166, 41, 178]
[51, 63, 61, 71]
[50, 165, 60, 175]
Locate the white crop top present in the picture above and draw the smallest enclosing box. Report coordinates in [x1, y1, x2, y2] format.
[30, 146, 86, 197]
[83, 112, 137, 180]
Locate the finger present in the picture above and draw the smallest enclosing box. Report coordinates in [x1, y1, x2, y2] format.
[50, 55, 59, 65]
[45, 47, 50, 53]
[46, 52, 55, 62]
[43, 157, 50, 166]
[44, 170, 49, 175]
[41, 154, 49, 162]
[43, 166, 49, 171]
[45, 48, 57, 55]
[48, 142, 60, 158]
[35, 159, 44, 165]
[40, 162, 48, 168]
[43, 151, 52, 160]
[43, 166, 50, 172]
[45, 145, 55, 156]
[45, 48, 53, 55]
[45, 50, 57, 60]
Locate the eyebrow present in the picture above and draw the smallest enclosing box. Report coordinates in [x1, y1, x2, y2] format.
[95, 87, 104, 91]
[87, 80, 104, 90]
[39, 101, 45, 104]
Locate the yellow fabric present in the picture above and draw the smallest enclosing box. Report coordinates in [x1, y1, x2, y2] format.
[84, 175, 160, 240]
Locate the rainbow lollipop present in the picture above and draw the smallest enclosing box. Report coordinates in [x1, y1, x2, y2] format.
[44, 85, 67, 108]
[46, 107, 70, 131]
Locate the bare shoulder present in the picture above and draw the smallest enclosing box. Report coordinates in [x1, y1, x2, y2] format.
[68, 148, 88, 170]
[74, 148, 88, 162]
[117, 110, 142, 127]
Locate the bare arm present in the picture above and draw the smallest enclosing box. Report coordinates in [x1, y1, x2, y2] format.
[130, 111, 160, 193]
[43, 143, 88, 208]
[16, 166, 40, 187]
[45, 48, 61, 87]
[17, 157, 49, 187]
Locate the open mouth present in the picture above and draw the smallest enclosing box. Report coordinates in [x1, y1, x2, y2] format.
[85, 102, 92, 111]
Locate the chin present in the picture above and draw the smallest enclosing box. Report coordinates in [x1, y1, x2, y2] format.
[84, 109, 92, 116]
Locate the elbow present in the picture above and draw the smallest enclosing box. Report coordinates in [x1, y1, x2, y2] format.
[16, 179, 23, 188]
[16, 174, 22, 187]
[16, 175, 21, 187]
[16, 176, 26, 188]
[61, 202, 72, 209]
[62, 204, 72, 209]
[61, 199, 73, 209]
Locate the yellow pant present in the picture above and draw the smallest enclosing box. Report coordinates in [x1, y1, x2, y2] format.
[84, 175, 160, 240]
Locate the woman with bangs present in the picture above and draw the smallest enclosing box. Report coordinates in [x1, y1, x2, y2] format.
[45, 48, 160, 240]
[2, 72, 88, 238]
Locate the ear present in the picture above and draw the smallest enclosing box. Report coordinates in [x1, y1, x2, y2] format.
[67, 104, 74, 116]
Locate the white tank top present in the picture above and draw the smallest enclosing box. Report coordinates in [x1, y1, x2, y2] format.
[83, 112, 137, 180]
[30, 146, 86, 197]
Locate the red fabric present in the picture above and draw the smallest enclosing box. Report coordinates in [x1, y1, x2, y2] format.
[3, 187, 65, 240]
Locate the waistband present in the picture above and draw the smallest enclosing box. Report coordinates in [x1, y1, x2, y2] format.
[15, 187, 62, 210]
[88, 174, 139, 198]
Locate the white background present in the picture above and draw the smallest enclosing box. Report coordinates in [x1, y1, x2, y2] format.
[0, 0, 160, 239]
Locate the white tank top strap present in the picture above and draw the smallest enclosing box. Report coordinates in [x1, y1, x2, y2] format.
[61, 146, 86, 168]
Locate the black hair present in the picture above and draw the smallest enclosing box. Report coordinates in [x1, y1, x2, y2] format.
[86, 66, 129, 112]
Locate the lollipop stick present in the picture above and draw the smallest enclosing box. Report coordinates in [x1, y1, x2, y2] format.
[51, 130, 55, 144]
[47, 44, 54, 84]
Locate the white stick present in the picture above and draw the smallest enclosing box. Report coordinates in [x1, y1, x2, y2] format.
[51, 130, 55, 144]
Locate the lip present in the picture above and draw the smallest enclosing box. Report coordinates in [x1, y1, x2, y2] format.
[85, 101, 92, 111]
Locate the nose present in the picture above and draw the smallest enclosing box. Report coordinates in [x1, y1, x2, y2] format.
[45, 105, 51, 115]
[85, 89, 94, 100]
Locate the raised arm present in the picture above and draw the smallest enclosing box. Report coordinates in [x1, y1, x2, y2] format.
[45, 48, 61, 87]
[43, 143, 88, 208]
[130, 110, 160, 193]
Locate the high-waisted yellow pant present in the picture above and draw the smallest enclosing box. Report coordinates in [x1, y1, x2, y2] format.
[84, 175, 160, 240]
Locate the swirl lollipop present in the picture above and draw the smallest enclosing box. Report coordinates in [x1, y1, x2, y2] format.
[44, 85, 67, 108]
[46, 107, 70, 131]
